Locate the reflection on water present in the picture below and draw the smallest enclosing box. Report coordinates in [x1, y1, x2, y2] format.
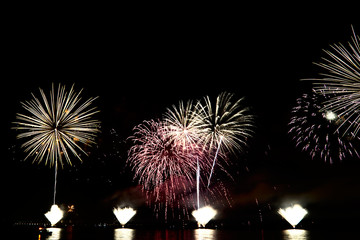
[194, 229, 216, 240]
[114, 228, 134, 240]
[45, 228, 63, 240]
[13, 227, 360, 240]
[282, 229, 309, 240]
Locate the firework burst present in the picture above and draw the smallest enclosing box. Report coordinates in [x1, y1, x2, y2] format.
[163, 100, 202, 150]
[196, 92, 255, 186]
[310, 26, 360, 137]
[127, 119, 210, 190]
[289, 89, 360, 164]
[197, 92, 255, 155]
[127, 93, 252, 219]
[13, 83, 100, 167]
[127, 118, 232, 220]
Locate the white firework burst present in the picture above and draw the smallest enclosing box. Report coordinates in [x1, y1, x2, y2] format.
[163, 100, 203, 149]
[311, 26, 360, 137]
[196, 92, 255, 156]
[13, 83, 100, 167]
[196, 92, 255, 187]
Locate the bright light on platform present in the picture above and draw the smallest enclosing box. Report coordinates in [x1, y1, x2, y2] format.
[278, 204, 308, 228]
[45, 205, 64, 226]
[192, 206, 217, 228]
[113, 207, 136, 227]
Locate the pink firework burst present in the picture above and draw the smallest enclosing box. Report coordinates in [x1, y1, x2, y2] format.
[127, 119, 217, 220]
[289, 89, 360, 164]
[127, 119, 211, 191]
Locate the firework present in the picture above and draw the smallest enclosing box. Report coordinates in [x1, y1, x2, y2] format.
[127, 119, 210, 190]
[197, 92, 254, 154]
[310, 26, 360, 137]
[192, 206, 217, 228]
[113, 207, 137, 227]
[127, 119, 203, 218]
[163, 100, 202, 150]
[127, 119, 228, 220]
[196, 92, 255, 186]
[278, 204, 308, 228]
[127, 92, 250, 219]
[289, 89, 360, 164]
[13, 83, 101, 167]
[45, 204, 64, 226]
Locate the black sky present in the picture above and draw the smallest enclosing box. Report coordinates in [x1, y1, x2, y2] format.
[1, 14, 359, 228]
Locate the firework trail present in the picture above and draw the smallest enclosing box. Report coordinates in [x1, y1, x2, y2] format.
[289, 89, 360, 164]
[310, 26, 360, 137]
[207, 136, 223, 187]
[196, 92, 255, 186]
[196, 157, 200, 210]
[13, 83, 100, 204]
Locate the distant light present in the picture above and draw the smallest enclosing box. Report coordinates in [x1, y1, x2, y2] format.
[325, 111, 337, 121]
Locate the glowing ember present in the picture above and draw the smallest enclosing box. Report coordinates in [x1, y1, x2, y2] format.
[113, 207, 137, 227]
[192, 206, 217, 228]
[278, 204, 308, 228]
[45, 204, 64, 226]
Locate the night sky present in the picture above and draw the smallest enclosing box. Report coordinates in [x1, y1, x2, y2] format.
[1, 15, 359, 230]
